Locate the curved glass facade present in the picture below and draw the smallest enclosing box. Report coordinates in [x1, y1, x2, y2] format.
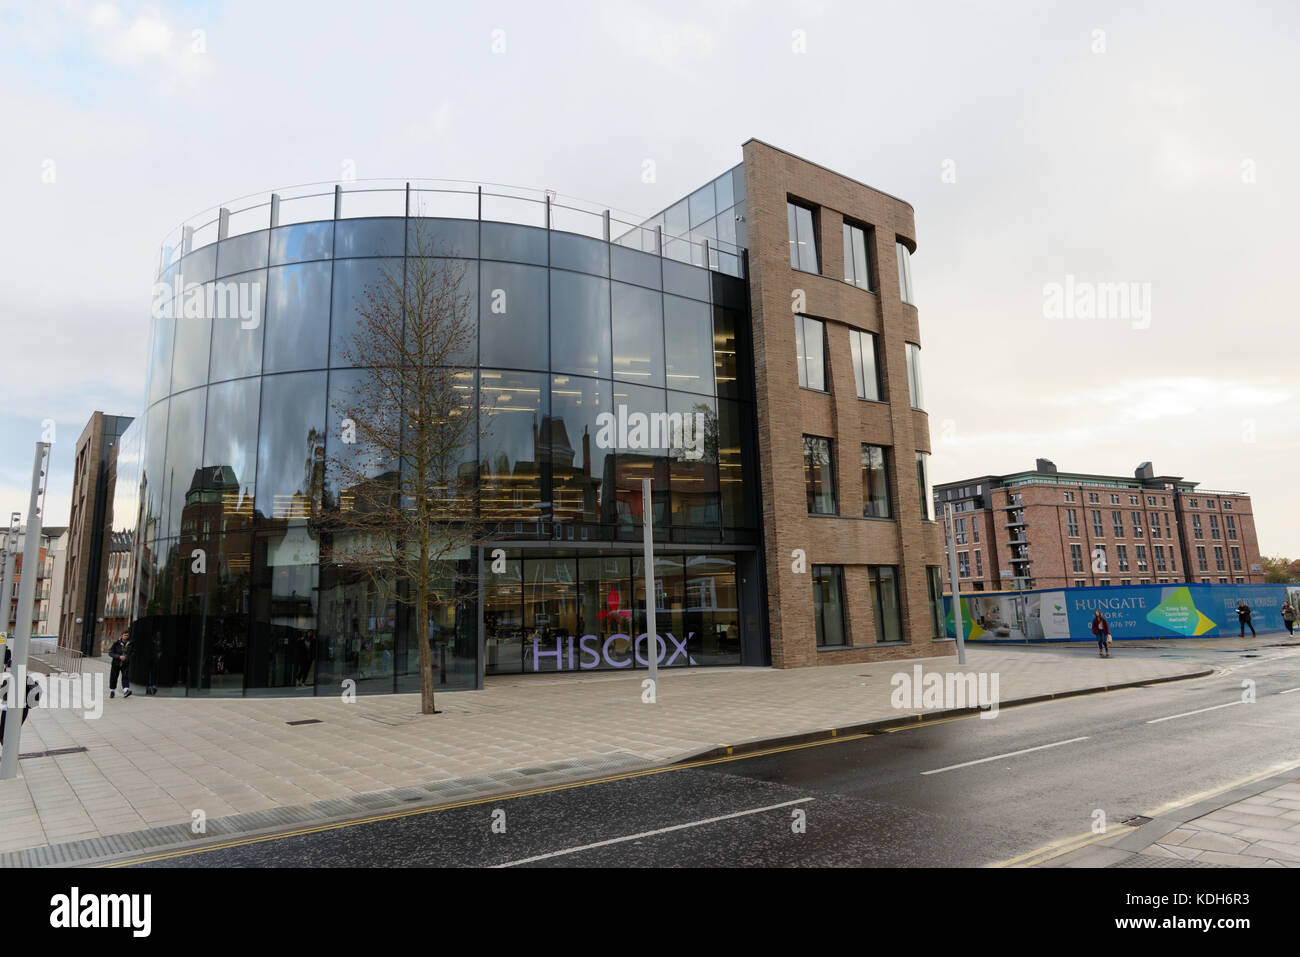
[131, 210, 762, 695]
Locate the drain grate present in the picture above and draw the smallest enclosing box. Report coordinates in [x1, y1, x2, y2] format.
[19, 746, 89, 760]
[1123, 815, 1153, 827]
[286, 718, 323, 726]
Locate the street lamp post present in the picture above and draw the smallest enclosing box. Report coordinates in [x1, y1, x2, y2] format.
[1, 442, 51, 780]
[944, 502, 967, 666]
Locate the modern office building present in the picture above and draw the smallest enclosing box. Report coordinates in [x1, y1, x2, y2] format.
[117, 139, 947, 696]
[58, 411, 134, 656]
[934, 459, 1265, 592]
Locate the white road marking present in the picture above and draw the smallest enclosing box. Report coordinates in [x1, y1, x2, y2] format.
[493, 797, 815, 867]
[1279, 687, 1300, 695]
[1146, 700, 1243, 724]
[920, 737, 1090, 776]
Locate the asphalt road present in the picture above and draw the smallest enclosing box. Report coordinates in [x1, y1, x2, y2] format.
[126, 642, 1300, 867]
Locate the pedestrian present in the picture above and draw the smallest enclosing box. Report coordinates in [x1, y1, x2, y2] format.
[1091, 610, 1111, 658]
[1282, 602, 1296, 637]
[108, 631, 133, 698]
[1237, 601, 1256, 638]
[0, 644, 41, 744]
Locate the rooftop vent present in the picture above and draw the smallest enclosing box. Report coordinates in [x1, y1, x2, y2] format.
[1135, 462, 1154, 480]
[1035, 458, 1057, 473]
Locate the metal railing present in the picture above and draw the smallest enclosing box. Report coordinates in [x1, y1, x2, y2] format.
[157, 179, 746, 279]
[29, 640, 84, 675]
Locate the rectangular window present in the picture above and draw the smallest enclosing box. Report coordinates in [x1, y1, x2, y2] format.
[1088, 492, 1099, 504]
[905, 343, 925, 409]
[1121, 579, 1131, 586]
[1223, 500, 1233, 510]
[842, 221, 874, 290]
[955, 517, 967, 545]
[1063, 491, 1075, 502]
[1132, 511, 1143, 535]
[1193, 514, 1203, 539]
[812, 565, 847, 647]
[1094, 544, 1107, 574]
[1155, 546, 1167, 571]
[1112, 511, 1125, 537]
[1129, 495, 1139, 506]
[849, 329, 881, 401]
[972, 521, 979, 544]
[794, 315, 826, 391]
[788, 201, 819, 273]
[1231, 546, 1242, 571]
[1164, 513, 1172, 536]
[959, 552, 970, 577]
[975, 550, 983, 578]
[861, 444, 892, 518]
[896, 242, 915, 305]
[1188, 497, 1198, 508]
[1214, 546, 1224, 571]
[1147, 496, 1156, 506]
[1116, 544, 1129, 571]
[1110, 494, 1120, 505]
[1074, 579, 1086, 587]
[1207, 500, 1215, 509]
[1071, 543, 1084, 573]
[1210, 514, 1220, 539]
[1226, 515, 1237, 540]
[926, 567, 945, 639]
[1197, 545, 1207, 571]
[916, 451, 934, 520]
[870, 566, 903, 642]
[1136, 545, 1148, 571]
[1091, 509, 1104, 537]
[1066, 509, 1079, 537]
[804, 435, 837, 515]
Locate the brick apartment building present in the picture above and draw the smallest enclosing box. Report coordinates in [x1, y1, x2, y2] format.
[58, 411, 134, 655]
[1, 525, 67, 637]
[934, 459, 1265, 592]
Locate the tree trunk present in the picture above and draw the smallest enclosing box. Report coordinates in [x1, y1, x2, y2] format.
[416, 580, 435, 714]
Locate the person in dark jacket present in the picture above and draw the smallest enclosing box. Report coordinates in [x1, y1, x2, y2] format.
[0, 644, 40, 743]
[1091, 610, 1111, 658]
[1283, 602, 1297, 637]
[108, 632, 133, 698]
[1237, 601, 1256, 638]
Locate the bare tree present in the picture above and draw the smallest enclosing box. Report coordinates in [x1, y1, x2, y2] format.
[324, 224, 484, 715]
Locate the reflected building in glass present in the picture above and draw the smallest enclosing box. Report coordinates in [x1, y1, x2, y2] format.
[117, 139, 948, 696]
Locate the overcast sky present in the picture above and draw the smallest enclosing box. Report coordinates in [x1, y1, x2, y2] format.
[1, 0, 1296, 555]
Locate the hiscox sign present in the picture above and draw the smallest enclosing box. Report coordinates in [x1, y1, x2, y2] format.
[531, 633, 698, 672]
[594, 405, 705, 460]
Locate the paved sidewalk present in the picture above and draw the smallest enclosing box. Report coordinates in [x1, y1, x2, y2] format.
[1034, 765, 1300, 868]
[0, 644, 1208, 862]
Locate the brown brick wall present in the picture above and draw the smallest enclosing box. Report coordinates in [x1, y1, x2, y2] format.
[742, 140, 947, 668]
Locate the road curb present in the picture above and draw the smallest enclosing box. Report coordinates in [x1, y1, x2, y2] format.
[672, 668, 1215, 765]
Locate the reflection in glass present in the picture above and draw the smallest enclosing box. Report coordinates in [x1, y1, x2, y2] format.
[611, 382, 667, 529]
[548, 375, 609, 527]
[264, 262, 331, 373]
[549, 271, 610, 379]
[612, 282, 664, 387]
[170, 291, 212, 392]
[813, 565, 847, 647]
[479, 369, 548, 525]
[334, 218, 404, 258]
[208, 268, 266, 382]
[270, 222, 334, 265]
[164, 388, 206, 541]
[217, 230, 269, 277]
[248, 529, 319, 694]
[256, 372, 326, 523]
[862, 444, 892, 518]
[202, 377, 260, 518]
[481, 222, 547, 266]
[550, 232, 608, 277]
[669, 392, 718, 528]
[329, 258, 402, 367]
[479, 261, 547, 370]
[664, 295, 714, 395]
[148, 314, 175, 404]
